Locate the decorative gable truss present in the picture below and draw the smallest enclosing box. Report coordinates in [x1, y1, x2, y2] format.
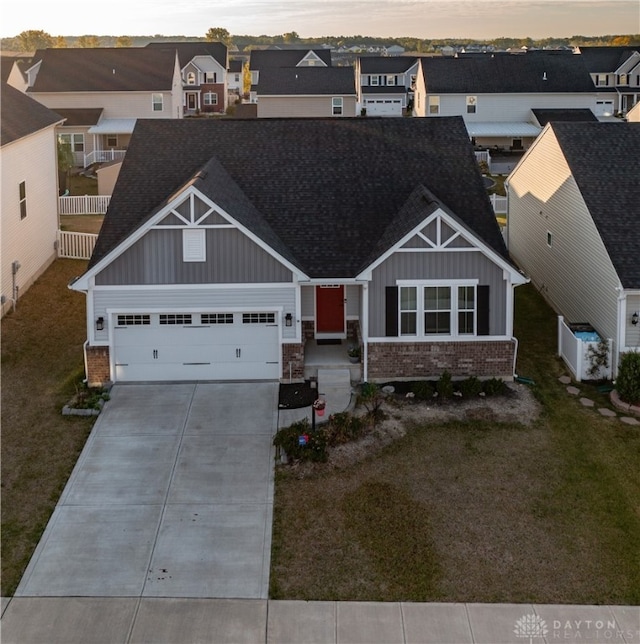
[297, 51, 328, 67]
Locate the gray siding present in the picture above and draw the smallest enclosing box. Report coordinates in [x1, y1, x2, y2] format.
[92, 285, 298, 342]
[625, 293, 640, 349]
[96, 228, 293, 285]
[369, 250, 507, 337]
[508, 128, 620, 349]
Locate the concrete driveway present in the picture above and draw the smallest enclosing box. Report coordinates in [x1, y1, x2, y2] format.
[15, 382, 279, 599]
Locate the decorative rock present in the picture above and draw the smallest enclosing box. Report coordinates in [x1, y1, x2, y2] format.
[566, 386, 581, 396]
[405, 392, 415, 398]
[620, 416, 640, 426]
[579, 398, 595, 407]
[62, 405, 100, 416]
[558, 376, 572, 385]
[598, 408, 616, 417]
[382, 385, 395, 394]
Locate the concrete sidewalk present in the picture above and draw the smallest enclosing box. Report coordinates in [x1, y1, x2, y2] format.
[1, 597, 638, 643]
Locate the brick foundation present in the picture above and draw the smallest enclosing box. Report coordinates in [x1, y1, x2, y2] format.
[85, 345, 111, 387]
[282, 342, 305, 381]
[302, 321, 315, 341]
[367, 340, 515, 381]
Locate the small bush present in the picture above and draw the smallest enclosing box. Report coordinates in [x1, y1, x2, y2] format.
[616, 352, 640, 405]
[358, 382, 385, 424]
[436, 371, 454, 399]
[273, 419, 328, 463]
[458, 376, 483, 397]
[411, 380, 434, 400]
[324, 412, 367, 446]
[482, 377, 507, 396]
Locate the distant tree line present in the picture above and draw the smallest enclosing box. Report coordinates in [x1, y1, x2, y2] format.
[2, 28, 639, 53]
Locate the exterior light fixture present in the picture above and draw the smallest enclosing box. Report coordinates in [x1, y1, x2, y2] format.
[285, 313, 293, 327]
[96, 316, 105, 331]
[632, 312, 639, 326]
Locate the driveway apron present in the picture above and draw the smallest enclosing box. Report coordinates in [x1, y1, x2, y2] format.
[15, 382, 279, 599]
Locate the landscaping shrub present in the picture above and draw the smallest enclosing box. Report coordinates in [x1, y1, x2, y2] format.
[616, 352, 640, 405]
[273, 419, 328, 463]
[458, 376, 483, 397]
[324, 412, 368, 446]
[482, 377, 508, 396]
[411, 380, 434, 400]
[358, 381, 385, 425]
[436, 371, 454, 399]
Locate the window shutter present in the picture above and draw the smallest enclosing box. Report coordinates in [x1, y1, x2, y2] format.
[477, 285, 490, 335]
[385, 286, 398, 337]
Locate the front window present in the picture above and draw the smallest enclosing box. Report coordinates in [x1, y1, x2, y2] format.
[386, 75, 395, 86]
[19, 181, 27, 220]
[203, 92, 218, 105]
[596, 74, 608, 86]
[106, 134, 118, 148]
[59, 133, 84, 152]
[466, 96, 477, 113]
[152, 93, 164, 112]
[370, 75, 379, 86]
[332, 97, 343, 116]
[399, 282, 477, 337]
[428, 95, 439, 115]
[619, 73, 628, 85]
[204, 71, 217, 83]
[186, 71, 196, 85]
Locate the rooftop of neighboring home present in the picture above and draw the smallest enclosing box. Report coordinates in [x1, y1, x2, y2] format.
[256, 67, 356, 95]
[419, 51, 596, 94]
[228, 59, 244, 73]
[145, 41, 227, 69]
[249, 48, 332, 70]
[1, 54, 31, 83]
[27, 47, 178, 92]
[53, 108, 104, 127]
[357, 55, 418, 73]
[531, 108, 598, 126]
[576, 46, 640, 72]
[90, 117, 506, 278]
[550, 121, 640, 288]
[1, 82, 64, 146]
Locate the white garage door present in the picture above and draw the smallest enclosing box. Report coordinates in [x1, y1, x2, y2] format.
[365, 99, 403, 117]
[595, 100, 614, 116]
[112, 312, 280, 382]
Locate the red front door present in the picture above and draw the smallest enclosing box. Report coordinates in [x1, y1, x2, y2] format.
[316, 286, 345, 336]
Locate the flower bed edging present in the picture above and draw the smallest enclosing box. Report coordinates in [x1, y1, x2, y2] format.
[610, 389, 640, 417]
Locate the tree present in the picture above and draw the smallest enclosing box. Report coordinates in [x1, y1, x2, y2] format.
[206, 27, 232, 46]
[53, 36, 68, 48]
[57, 138, 75, 195]
[16, 30, 53, 52]
[283, 31, 300, 43]
[242, 61, 252, 96]
[115, 36, 132, 47]
[77, 35, 101, 48]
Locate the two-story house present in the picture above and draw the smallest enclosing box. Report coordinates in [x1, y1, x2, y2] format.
[413, 51, 599, 151]
[356, 56, 419, 116]
[146, 42, 228, 114]
[10, 47, 183, 168]
[576, 46, 640, 116]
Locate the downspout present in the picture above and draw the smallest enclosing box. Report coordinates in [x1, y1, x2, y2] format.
[11, 260, 21, 312]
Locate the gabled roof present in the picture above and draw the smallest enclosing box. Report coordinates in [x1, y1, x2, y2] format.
[420, 53, 595, 94]
[257, 67, 355, 96]
[531, 108, 598, 126]
[145, 41, 227, 69]
[577, 46, 640, 73]
[358, 56, 418, 74]
[54, 108, 104, 127]
[89, 117, 507, 278]
[228, 59, 243, 73]
[1, 83, 64, 146]
[27, 48, 177, 92]
[249, 49, 332, 70]
[551, 121, 640, 289]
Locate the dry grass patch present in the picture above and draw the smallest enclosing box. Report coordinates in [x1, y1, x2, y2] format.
[1, 259, 94, 596]
[59, 215, 104, 234]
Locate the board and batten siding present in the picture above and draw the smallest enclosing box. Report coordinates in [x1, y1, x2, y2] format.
[257, 96, 357, 118]
[368, 250, 507, 337]
[92, 285, 298, 343]
[508, 128, 620, 348]
[95, 228, 293, 285]
[300, 284, 361, 318]
[1, 126, 59, 317]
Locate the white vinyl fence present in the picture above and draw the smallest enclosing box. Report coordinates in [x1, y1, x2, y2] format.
[58, 195, 110, 215]
[57, 231, 98, 260]
[557, 316, 612, 382]
[490, 194, 507, 215]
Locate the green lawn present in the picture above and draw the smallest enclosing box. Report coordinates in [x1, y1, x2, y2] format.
[270, 284, 640, 604]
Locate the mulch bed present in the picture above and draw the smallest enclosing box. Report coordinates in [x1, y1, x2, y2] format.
[278, 381, 318, 409]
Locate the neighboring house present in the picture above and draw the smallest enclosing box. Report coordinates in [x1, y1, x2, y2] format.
[9, 47, 183, 167]
[530, 108, 598, 127]
[386, 45, 406, 56]
[249, 49, 332, 103]
[255, 67, 357, 117]
[506, 121, 640, 374]
[146, 41, 228, 114]
[69, 117, 526, 386]
[576, 46, 640, 116]
[413, 52, 599, 150]
[2, 54, 32, 90]
[356, 56, 419, 116]
[1, 83, 64, 317]
[227, 59, 244, 102]
[627, 101, 640, 122]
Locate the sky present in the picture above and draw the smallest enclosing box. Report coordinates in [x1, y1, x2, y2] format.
[1, 0, 638, 40]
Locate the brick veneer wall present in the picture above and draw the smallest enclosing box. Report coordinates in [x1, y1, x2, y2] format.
[85, 345, 111, 387]
[282, 342, 305, 380]
[367, 340, 515, 381]
[302, 321, 315, 341]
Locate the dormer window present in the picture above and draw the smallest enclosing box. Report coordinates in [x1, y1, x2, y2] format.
[596, 74, 609, 86]
[204, 72, 217, 83]
[186, 71, 196, 85]
[619, 73, 629, 85]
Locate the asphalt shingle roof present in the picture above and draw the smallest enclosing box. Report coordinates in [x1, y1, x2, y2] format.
[577, 46, 640, 72]
[257, 67, 355, 95]
[532, 108, 598, 126]
[1, 83, 63, 146]
[358, 56, 418, 74]
[249, 49, 332, 70]
[28, 48, 177, 92]
[551, 121, 640, 289]
[421, 53, 595, 94]
[53, 108, 104, 126]
[90, 117, 507, 278]
[145, 41, 227, 69]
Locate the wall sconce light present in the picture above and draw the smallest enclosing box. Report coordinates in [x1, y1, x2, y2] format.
[632, 312, 639, 326]
[285, 313, 293, 327]
[96, 316, 105, 331]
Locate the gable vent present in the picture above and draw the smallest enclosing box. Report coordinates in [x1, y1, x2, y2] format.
[542, 71, 547, 81]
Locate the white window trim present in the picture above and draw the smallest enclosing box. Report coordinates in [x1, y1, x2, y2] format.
[428, 95, 440, 115]
[370, 75, 379, 86]
[397, 279, 479, 338]
[182, 228, 206, 262]
[152, 93, 164, 112]
[332, 96, 343, 116]
[466, 95, 477, 113]
[203, 92, 218, 105]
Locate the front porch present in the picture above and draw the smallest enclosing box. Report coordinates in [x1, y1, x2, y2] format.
[303, 339, 362, 382]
